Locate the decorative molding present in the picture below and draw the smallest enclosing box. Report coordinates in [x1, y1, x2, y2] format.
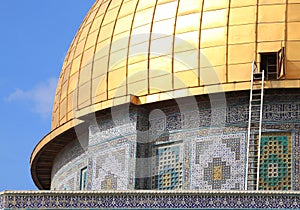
[2, 190, 300, 209]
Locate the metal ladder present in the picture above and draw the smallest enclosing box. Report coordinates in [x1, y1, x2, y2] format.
[245, 61, 265, 190]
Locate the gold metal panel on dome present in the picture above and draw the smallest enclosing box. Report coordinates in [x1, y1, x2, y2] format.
[30, 0, 300, 189]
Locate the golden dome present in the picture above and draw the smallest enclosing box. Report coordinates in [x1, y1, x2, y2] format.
[32, 0, 300, 189]
[52, 0, 300, 131]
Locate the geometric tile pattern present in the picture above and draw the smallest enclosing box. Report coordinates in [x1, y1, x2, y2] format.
[195, 141, 213, 164]
[204, 157, 231, 189]
[4, 191, 300, 209]
[152, 144, 183, 190]
[191, 133, 246, 190]
[101, 171, 118, 190]
[259, 133, 292, 190]
[294, 131, 300, 190]
[91, 143, 131, 190]
[222, 138, 241, 160]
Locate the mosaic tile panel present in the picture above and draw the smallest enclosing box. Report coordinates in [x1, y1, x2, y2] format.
[294, 131, 300, 190]
[259, 133, 292, 190]
[101, 171, 118, 190]
[204, 157, 231, 189]
[152, 144, 183, 190]
[91, 142, 132, 190]
[191, 133, 246, 190]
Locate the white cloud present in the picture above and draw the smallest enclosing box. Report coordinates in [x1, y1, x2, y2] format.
[6, 78, 57, 118]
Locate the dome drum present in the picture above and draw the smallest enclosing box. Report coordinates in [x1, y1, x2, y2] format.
[50, 89, 300, 191]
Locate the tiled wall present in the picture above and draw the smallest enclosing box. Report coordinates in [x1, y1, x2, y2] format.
[89, 138, 135, 190]
[51, 89, 300, 191]
[259, 133, 292, 190]
[51, 106, 142, 190]
[51, 140, 87, 190]
[191, 133, 246, 190]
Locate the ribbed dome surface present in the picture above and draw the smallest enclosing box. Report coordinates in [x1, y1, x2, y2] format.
[52, 0, 300, 130]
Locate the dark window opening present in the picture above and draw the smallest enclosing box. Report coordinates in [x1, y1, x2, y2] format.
[260, 47, 285, 80]
[80, 167, 88, 190]
[260, 53, 277, 80]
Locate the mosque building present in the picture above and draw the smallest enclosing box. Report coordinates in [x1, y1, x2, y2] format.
[2, 0, 300, 209]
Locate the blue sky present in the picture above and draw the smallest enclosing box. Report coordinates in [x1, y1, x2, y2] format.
[0, 0, 95, 191]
